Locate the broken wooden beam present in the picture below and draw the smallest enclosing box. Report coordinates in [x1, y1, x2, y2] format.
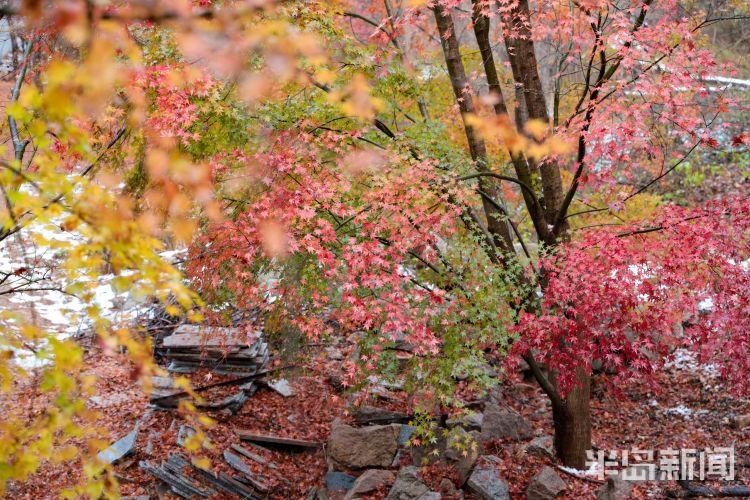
[169, 454, 260, 499]
[230, 443, 279, 470]
[236, 430, 321, 450]
[222, 449, 271, 493]
[97, 428, 139, 465]
[139, 460, 214, 498]
[149, 365, 293, 406]
[162, 325, 261, 348]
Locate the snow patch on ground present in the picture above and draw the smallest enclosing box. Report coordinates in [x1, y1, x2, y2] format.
[665, 348, 719, 378]
[0, 220, 186, 368]
[664, 404, 693, 418]
[559, 460, 600, 477]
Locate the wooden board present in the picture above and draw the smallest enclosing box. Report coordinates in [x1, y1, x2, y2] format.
[236, 431, 321, 449]
[163, 325, 262, 348]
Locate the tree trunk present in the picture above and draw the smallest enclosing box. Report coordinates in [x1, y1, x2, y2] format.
[500, 0, 566, 223]
[432, 4, 515, 256]
[551, 368, 592, 468]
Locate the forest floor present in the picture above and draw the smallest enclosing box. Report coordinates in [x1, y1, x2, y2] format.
[3, 333, 750, 499]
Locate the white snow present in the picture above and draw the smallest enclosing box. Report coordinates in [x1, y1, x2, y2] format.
[0, 221, 178, 368]
[559, 460, 600, 477]
[698, 297, 714, 312]
[665, 404, 693, 418]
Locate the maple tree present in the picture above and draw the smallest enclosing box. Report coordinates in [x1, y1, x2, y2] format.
[187, 0, 750, 469]
[0, 0, 748, 494]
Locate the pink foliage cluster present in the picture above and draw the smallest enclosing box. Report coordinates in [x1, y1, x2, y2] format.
[512, 197, 750, 394]
[188, 131, 467, 381]
[134, 65, 216, 143]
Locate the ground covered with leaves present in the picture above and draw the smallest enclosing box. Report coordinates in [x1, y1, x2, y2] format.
[3, 335, 748, 499]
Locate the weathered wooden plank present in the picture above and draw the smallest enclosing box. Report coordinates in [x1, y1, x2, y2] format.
[97, 428, 138, 465]
[222, 449, 271, 493]
[150, 366, 291, 406]
[168, 454, 261, 498]
[140, 460, 213, 498]
[236, 431, 321, 449]
[163, 326, 261, 348]
[230, 444, 279, 470]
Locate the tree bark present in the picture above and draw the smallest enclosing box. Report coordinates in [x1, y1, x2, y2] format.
[433, 4, 515, 256]
[467, 0, 594, 468]
[471, 0, 552, 244]
[551, 368, 592, 468]
[500, 0, 565, 224]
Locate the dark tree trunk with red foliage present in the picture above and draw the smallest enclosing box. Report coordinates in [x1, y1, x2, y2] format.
[551, 369, 592, 468]
[434, 1, 600, 467]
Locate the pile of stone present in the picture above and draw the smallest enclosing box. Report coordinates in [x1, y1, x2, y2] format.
[312, 397, 632, 500]
[159, 324, 269, 375]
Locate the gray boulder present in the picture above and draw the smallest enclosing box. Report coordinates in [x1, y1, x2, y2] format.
[328, 420, 400, 469]
[345, 470, 395, 499]
[526, 466, 566, 499]
[525, 435, 554, 459]
[446, 412, 483, 431]
[467, 459, 510, 500]
[386, 466, 432, 500]
[595, 477, 633, 500]
[410, 428, 447, 466]
[326, 471, 356, 492]
[445, 427, 479, 485]
[439, 478, 463, 499]
[480, 402, 533, 442]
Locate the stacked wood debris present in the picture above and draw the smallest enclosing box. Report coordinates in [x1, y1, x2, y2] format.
[148, 367, 286, 411]
[140, 430, 317, 498]
[140, 453, 259, 499]
[159, 324, 269, 376]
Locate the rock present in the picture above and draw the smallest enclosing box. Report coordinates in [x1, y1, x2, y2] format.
[732, 414, 750, 429]
[368, 375, 404, 391]
[352, 406, 410, 425]
[454, 449, 478, 486]
[326, 347, 344, 361]
[419, 493, 441, 499]
[399, 425, 416, 446]
[328, 420, 400, 469]
[176, 424, 196, 447]
[525, 435, 554, 459]
[267, 378, 294, 397]
[439, 478, 463, 499]
[480, 402, 533, 442]
[345, 469, 395, 499]
[446, 412, 483, 431]
[391, 449, 402, 467]
[467, 460, 510, 500]
[526, 466, 566, 499]
[326, 471, 356, 492]
[595, 477, 633, 500]
[486, 385, 504, 404]
[445, 427, 479, 485]
[410, 428, 447, 466]
[385, 466, 432, 500]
